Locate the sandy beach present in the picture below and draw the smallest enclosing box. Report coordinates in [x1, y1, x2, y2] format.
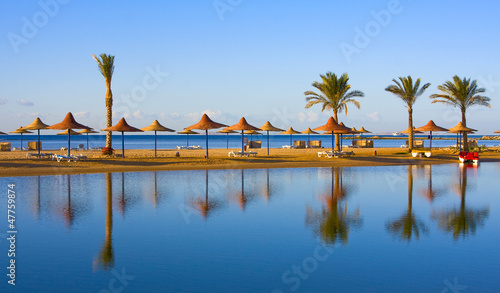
[1, 147, 499, 177]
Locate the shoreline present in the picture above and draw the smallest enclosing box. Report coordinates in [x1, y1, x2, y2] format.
[1, 147, 499, 177]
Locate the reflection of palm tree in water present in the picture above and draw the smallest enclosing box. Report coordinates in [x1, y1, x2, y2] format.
[431, 165, 489, 240]
[419, 165, 443, 203]
[386, 166, 429, 242]
[94, 173, 114, 271]
[32, 176, 41, 220]
[306, 167, 362, 245]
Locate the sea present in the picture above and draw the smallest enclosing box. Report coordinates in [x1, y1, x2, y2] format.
[1, 134, 498, 150]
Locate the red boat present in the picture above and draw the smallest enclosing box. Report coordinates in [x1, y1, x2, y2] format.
[459, 151, 479, 164]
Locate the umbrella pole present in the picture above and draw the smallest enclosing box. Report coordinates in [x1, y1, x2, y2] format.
[332, 132, 334, 152]
[68, 131, 71, 157]
[430, 131, 432, 151]
[290, 134, 292, 145]
[205, 130, 209, 159]
[122, 132, 125, 158]
[226, 133, 229, 149]
[267, 131, 270, 156]
[241, 130, 244, 152]
[87, 133, 89, 150]
[155, 131, 157, 158]
[38, 129, 41, 155]
[20, 133, 23, 150]
[340, 134, 343, 152]
[187, 134, 189, 146]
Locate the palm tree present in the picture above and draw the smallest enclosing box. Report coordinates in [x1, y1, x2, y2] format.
[93, 54, 115, 149]
[305, 72, 364, 151]
[385, 76, 430, 151]
[430, 76, 490, 151]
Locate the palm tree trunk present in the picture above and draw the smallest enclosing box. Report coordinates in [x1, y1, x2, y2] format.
[408, 108, 413, 151]
[105, 84, 113, 149]
[333, 112, 340, 151]
[461, 110, 468, 151]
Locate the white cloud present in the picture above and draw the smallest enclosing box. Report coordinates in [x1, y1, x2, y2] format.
[367, 111, 380, 122]
[298, 111, 319, 123]
[18, 99, 34, 106]
[74, 111, 90, 119]
[0, 98, 8, 105]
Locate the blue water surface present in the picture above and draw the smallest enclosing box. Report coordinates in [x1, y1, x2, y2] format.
[0, 164, 499, 292]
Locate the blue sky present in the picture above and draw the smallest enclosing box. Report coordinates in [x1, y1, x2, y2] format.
[1, 0, 499, 134]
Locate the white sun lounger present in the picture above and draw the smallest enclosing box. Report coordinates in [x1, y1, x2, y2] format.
[228, 151, 257, 157]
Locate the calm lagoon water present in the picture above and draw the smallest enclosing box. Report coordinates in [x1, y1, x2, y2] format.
[1, 164, 499, 292]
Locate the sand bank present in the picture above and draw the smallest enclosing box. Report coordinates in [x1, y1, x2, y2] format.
[1, 147, 499, 177]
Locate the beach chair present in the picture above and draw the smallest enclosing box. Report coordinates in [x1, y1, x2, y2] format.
[54, 154, 74, 162]
[341, 151, 354, 157]
[71, 154, 87, 161]
[282, 145, 296, 149]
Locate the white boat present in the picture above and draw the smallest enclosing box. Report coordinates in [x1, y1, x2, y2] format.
[392, 132, 404, 136]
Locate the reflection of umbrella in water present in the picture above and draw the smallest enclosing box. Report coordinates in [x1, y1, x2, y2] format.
[259, 121, 284, 156]
[189, 169, 223, 220]
[415, 120, 448, 151]
[217, 128, 237, 149]
[448, 122, 477, 151]
[22, 117, 50, 155]
[185, 114, 228, 158]
[301, 127, 319, 143]
[94, 173, 114, 271]
[78, 128, 99, 150]
[48, 112, 90, 157]
[281, 127, 301, 146]
[226, 117, 261, 153]
[9, 127, 33, 150]
[386, 165, 429, 242]
[177, 129, 199, 146]
[141, 120, 175, 157]
[431, 165, 489, 240]
[419, 165, 444, 203]
[102, 118, 143, 158]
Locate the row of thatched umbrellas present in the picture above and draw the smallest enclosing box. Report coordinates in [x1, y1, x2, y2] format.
[4, 112, 494, 159]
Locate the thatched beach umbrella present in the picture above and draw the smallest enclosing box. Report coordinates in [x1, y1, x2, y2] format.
[416, 120, 448, 151]
[301, 127, 319, 143]
[101, 118, 143, 158]
[57, 129, 82, 136]
[350, 127, 360, 140]
[48, 113, 90, 157]
[281, 127, 301, 146]
[401, 126, 423, 134]
[338, 122, 354, 150]
[244, 130, 261, 142]
[78, 128, 99, 150]
[0, 131, 7, 135]
[141, 120, 175, 157]
[495, 130, 500, 134]
[217, 128, 237, 149]
[185, 114, 227, 158]
[177, 129, 199, 146]
[23, 117, 50, 155]
[358, 126, 371, 138]
[9, 127, 33, 150]
[314, 117, 350, 151]
[259, 121, 284, 156]
[226, 117, 261, 153]
[448, 122, 477, 151]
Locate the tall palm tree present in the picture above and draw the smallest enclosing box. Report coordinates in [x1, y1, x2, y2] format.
[305, 72, 364, 151]
[93, 54, 115, 149]
[430, 76, 490, 151]
[385, 76, 430, 151]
